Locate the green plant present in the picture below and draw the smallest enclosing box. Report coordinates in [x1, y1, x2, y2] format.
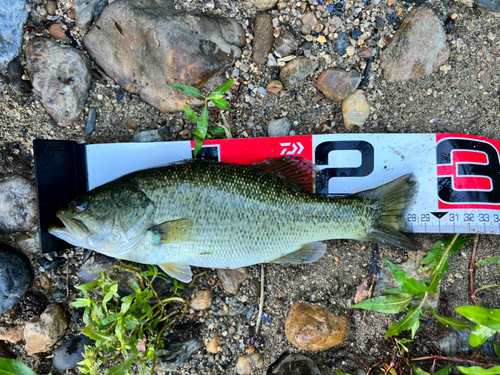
[0, 359, 51, 375]
[353, 234, 472, 338]
[170, 278, 184, 297]
[72, 263, 186, 375]
[169, 79, 234, 157]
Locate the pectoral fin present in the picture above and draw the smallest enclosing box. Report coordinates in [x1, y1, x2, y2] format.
[270, 242, 327, 264]
[148, 219, 193, 245]
[158, 263, 192, 283]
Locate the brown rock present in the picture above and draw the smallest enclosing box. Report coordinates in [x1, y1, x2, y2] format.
[39, 274, 52, 293]
[358, 47, 376, 58]
[24, 304, 69, 355]
[253, 13, 274, 65]
[274, 31, 298, 57]
[26, 37, 91, 127]
[189, 290, 212, 311]
[48, 24, 68, 41]
[342, 89, 370, 130]
[301, 12, 319, 27]
[0, 328, 24, 344]
[249, 278, 261, 297]
[16, 234, 39, 255]
[280, 57, 319, 88]
[206, 333, 219, 354]
[217, 268, 248, 294]
[83, 0, 242, 113]
[266, 80, 283, 95]
[235, 353, 265, 374]
[316, 68, 361, 102]
[380, 7, 450, 83]
[246, 0, 279, 11]
[285, 303, 350, 351]
[46, 0, 57, 15]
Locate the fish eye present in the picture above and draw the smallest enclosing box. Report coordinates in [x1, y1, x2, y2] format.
[74, 197, 89, 212]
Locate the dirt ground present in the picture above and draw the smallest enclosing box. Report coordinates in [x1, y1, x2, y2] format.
[0, 0, 499, 374]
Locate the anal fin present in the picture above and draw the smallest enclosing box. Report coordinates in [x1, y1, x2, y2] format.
[270, 242, 327, 264]
[148, 218, 193, 245]
[158, 263, 192, 283]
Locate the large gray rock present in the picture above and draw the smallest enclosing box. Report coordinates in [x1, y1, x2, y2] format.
[26, 38, 91, 127]
[0, 0, 28, 69]
[0, 246, 32, 315]
[0, 175, 37, 233]
[380, 7, 450, 83]
[83, 0, 243, 113]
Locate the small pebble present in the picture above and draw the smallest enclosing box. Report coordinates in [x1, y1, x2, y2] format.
[266, 80, 283, 95]
[85, 108, 97, 134]
[235, 353, 265, 375]
[190, 290, 212, 311]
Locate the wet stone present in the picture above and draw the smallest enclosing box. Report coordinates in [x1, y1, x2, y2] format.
[253, 13, 274, 65]
[274, 31, 299, 57]
[52, 335, 94, 370]
[189, 290, 212, 311]
[217, 268, 248, 294]
[285, 302, 350, 351]
[132, 125, 170, 142]
[0, 0, 28, 69]
[24, 304, 69, 355]
[7, 60, 32, 94]
[342, 89, 370, 130]
[280, 57, 319, 88]
[0, 175, 37, 233]
[380, 7, 450, 83]
[156, 338, 203, 372]
[316, 68, 361, 102]
[236, 353, 265, 374]
[336, 32, 349, 55]
[268, 354, 321, 375]
[85, 108, 97, 135]
[0, 245, 32, 315]
[42, 257, 66, 271]
[268, 117, 291, 137]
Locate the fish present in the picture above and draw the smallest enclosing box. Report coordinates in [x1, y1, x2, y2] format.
[48, 156, 418, 283]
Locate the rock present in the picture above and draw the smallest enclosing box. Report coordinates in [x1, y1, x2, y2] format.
[52, 335, 94, 370]
[316, 68, 361, 102]
[336, 32, 349, 55]
[0, 245, 32, 315]
[285, 302, 350, 351]
[219, 18, 246, 48]
[301, 25, 312, 35]
[24, 304, 69, 355]
[0, 328, 24, 344]
[83, 0, 242, 113]
[52, 288, 66, 301]
[189, 290, 212, 311]
[266, 80, 283, 95]
[74, 0, 108, 28]
[39, 274, 52, 293]
[0, 341, 15, 359]
[301, 12, 318, 27]
[246, 0, 279, 11]
[475, 0, 500, 10]
[250, 278, 260, 297]
[0, 175, 37, 233]
[358, 47, 376, 58]
[132, 125, 170, 142]
[317, 35, 327, 44]
[156, 338, 203, 372]
[274, 31, 298, 58]
[268, 117, 291, 137]
[216, 268, 248, 294]
[85, 108, 97, 134]
[342, 89, 370, 130]
[48, 23, 68, 41]
[46, 1, 57, 15]
[280, 57, 318, 88]
[0, 0, 28, 69]
[380, 7, 450, 83]
[253, 13, 274, 65]
[235, 353, 265, 374]
[7, 60, 32, 94]
[26, 38, 91, 127]
[16, 233, 39, 255]
[206, 333, 219, 354]
[42, 257, 66, 271]
[78, 253, 116, 283]
[268, 354, 321, 375]
[346, 45, 355, 56]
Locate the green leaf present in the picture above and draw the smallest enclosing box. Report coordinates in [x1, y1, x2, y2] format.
[209, 127, 228, 136]
[429, 306, 475, 331]
[208, 94, 224, 101]
[457, 366, 500, 375]
[352, 294, 413, 314]
[470, 324, 497, 347]
[385, 260, 431, 294]
[198, 105, 209, 138]
[384, 287, 403, 295]
[434, 365, 452, 375]
[104, 353, 138, 375]
[455, 306, 500, 332]
[494, 340, 500, 358]
[121, 294, 135, 314]
[82, 326, 111, 341]
[183, 106, 199, 123]
[99, 313, 121, 327]
[0, 359, 40, 375]
[76, 281, 99, 291]
[72, 298, 91, 308]
[333, 370, 353, 375]
[413, 367, 429, 375]
[385, 305, 422, 338]
[169, 83, 204, 99]
[211, 98, 231, 110]
[210, 78, 234, 96]
[193, 136, 204, 157]
[477, 256, 500, 266]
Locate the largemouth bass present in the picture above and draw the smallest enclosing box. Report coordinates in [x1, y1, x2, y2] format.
[49, 156, 418, 282]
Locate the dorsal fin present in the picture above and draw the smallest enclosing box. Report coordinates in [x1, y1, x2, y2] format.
[251, 156, 317, 194]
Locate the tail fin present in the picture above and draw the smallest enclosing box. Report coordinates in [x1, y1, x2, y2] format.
[354, 174, 419, 251]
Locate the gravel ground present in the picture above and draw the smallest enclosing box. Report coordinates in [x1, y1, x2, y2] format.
[0, 0, 500, 374]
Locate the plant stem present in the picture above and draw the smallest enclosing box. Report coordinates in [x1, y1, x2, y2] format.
[469, 233, 480, 305]
[255, 264, 265, 335]
[412, 355, 494, 367]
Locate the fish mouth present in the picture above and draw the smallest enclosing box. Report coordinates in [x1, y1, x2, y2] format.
[48, 211, 89, 242]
